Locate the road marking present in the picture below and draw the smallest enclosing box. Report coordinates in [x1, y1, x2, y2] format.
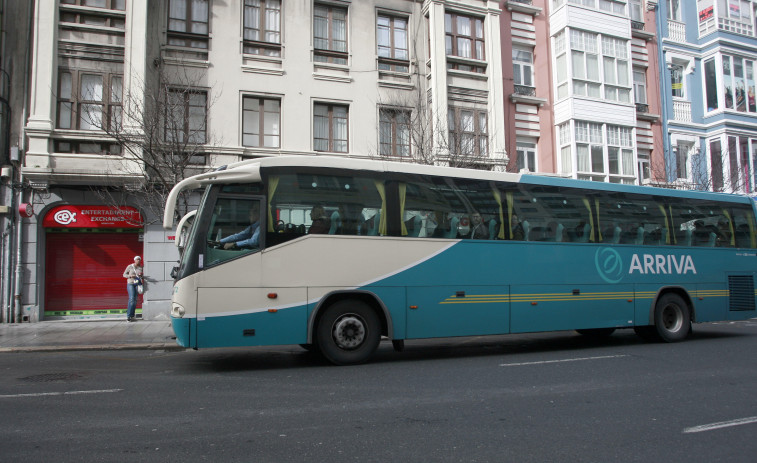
[500, 354, 627, 367]
[683, 416, 757, 434]
[0, 389, 122, 399]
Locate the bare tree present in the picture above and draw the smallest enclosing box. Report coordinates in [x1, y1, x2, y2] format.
[648, 144, 753, 193]
[83, 60, 218, 225]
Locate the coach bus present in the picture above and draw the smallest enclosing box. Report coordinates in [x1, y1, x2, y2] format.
[163, 156, 757, 365]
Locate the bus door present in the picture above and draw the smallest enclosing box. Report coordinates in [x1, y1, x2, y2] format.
[406, 285, 510, 339]
[194, 194, 267, 347]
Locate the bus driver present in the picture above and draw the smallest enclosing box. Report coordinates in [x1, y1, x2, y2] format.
[221, 204, 261, 250]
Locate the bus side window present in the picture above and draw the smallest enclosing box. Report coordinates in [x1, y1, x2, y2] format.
[732, 206, 757, 248]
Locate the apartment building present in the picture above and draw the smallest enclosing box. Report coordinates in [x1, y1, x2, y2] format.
[660, 0, 757, 193]
[500, 0, 663, 184]
[17, 0, 506, 321]
[538, 0, 663, 184]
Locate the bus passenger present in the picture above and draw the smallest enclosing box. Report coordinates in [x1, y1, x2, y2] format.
[511, 213, 525, 240]
[309, 205, 330, 234]
[469, 211, 488, 239]
[221, 204, 261, 250]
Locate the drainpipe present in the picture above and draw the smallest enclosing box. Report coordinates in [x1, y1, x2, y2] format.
[11, 0, 35, 322]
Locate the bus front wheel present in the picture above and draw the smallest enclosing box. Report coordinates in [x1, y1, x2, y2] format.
[653, 293, 691, 342]
[316, 300, 381, 365]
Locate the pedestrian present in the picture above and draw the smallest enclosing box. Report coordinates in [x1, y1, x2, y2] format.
[123, 256, 143, 322]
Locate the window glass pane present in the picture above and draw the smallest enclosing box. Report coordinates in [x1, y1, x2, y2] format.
[80, 74, 103, 101]
[80, 104, 102, 130]
[591, 145, 604, 172]
[59, 102, 72, 129]
[60, 72, 72, 99]
[111, 76, 122, 103]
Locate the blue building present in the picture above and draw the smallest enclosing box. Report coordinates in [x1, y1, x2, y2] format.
[659, 0, 757, 193]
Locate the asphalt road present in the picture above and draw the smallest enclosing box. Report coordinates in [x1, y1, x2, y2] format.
[1, 320, 757, 462]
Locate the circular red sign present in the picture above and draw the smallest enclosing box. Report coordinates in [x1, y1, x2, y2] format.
[19, 203, 33, 218]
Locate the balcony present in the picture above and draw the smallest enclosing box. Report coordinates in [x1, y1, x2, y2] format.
[514, 85, 535, 97]
[635, 103, 649, 113]
[510, 85, 547, 106]
[673, 100, 692, 122]
[668, 20, 686, 43]
[504, 0, 542, 15]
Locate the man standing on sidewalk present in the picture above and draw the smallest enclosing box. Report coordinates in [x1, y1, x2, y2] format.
[123, 256, 143, 322]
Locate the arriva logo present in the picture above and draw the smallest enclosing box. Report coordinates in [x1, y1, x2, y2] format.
[596, 248, 697, 283]
[629, 254, 696, 275]
[595, 248, 624, 283]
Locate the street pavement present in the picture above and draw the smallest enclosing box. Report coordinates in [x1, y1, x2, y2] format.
[0, 318, 181, 352]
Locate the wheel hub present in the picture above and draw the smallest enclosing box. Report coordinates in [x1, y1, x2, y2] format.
[333, 315, 366, 350]
[662, 304, 683, 332]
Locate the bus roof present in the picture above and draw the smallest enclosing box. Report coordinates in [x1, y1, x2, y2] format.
[163, 155, 753, 229]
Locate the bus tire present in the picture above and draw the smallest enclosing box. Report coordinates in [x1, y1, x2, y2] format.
[653, 293, 691, 342]
[316, 300, 381, 365]
[575, 328, 616, 337]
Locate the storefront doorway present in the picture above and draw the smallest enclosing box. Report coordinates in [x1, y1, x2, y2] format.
[43, 205, 143, 319]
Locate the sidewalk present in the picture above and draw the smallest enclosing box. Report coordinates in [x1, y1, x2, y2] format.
[0, 319, 182, 353]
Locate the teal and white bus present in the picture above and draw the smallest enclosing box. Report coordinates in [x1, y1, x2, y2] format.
[163, 156, 757, 365]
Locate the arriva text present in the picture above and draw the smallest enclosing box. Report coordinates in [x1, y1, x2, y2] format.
[629, 254, 696, 275]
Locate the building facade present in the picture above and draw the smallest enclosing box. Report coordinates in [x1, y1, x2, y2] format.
[659, 0, 757, 193]
[14, 0, 508, 321]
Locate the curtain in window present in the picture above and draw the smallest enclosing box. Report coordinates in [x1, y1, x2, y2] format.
[506, 191, 515, 239]
[577, 145, 590, 171]
[191, 0, 208, 34]
[399, 183, 408, 236]
[314, 104, 328, 151]
[263, 99, 280, 148]
[80, 75, 103, 130]
[314, 7, 328, 49]
[267, 176, 280, 232]
[374, 181, 387, 235]
[266, 0, 281, 43]
[333, 106, 348, 152]
[622, 149, 634, 176]
[456, 17, 471, 58]
[582, 198, 595, 242]
[169, 0, 187, 31]
[244, 0, 260, 40]
[492, 188, 505, 239]
[395, 20, 408, 60]
[332, 9, 346, 52]
[377, 17, 391, 57]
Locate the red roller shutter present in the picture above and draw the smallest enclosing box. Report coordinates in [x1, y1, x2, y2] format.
[45, 232, 143, 315]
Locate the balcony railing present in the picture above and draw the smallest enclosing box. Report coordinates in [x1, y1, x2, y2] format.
[509, 0, 533, 4]
[631, 20, 645, 31]
[635, 102, 649, 113]
[514, 85, 536, 97]
[668, 20, 686, 42]
[673, 100, 692, 122]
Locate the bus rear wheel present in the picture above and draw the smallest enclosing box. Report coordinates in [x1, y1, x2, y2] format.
[653, 293, 691, 342]
[316, 300, 380, 365]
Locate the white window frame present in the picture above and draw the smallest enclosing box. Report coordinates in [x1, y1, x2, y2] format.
[513, 47, 534, 87]
[516, 140, 537, 172]
[668, 0, 681, 21]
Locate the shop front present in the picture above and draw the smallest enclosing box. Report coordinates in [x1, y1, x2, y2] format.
[43, 205, 144, 319]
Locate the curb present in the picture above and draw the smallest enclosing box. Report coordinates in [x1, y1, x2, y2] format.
[0, 344, 186, 353]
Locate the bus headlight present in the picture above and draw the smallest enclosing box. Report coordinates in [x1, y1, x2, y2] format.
[171, 304, 186, 318]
